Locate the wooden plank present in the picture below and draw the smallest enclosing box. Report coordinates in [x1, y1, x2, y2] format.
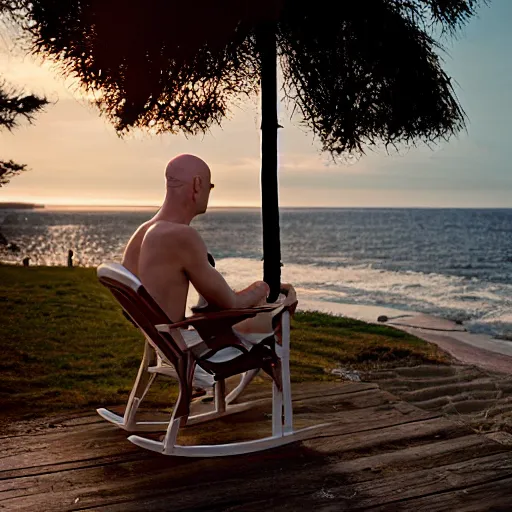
[179, 389, 421, 447]
[303, 416, 469, 456]
[343, 452, 512, 508]
[0, 444, 335, 512]
[365, 474, 512, 512]
[302, 398, 435, 426]
[141, 453, 512, 512]
[0, 452, 148, 481]
[331, 434, 507, 483]
[0, 414, 105, 440]
[289, 382, 380, 400]
[294, 388, 398, 414]
[0, 425, 142, 474]
[239, 381, 379, 403]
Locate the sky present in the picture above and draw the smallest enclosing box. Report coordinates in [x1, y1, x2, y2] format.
[1, 2, 512, 208]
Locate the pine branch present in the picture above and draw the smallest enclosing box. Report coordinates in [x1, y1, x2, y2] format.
[0, 159, 27, 187]
[0, 79, 48, 131]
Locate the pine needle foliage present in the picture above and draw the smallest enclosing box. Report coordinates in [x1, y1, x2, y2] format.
[0, 77, 47, 188]
[12, 0, 483, 155]
[0, 4, 48, 186]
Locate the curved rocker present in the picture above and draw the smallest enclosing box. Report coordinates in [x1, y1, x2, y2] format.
[96, 263, 327, 457]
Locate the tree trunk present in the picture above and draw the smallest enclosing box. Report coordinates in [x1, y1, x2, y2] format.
[257, 22, 281, 303]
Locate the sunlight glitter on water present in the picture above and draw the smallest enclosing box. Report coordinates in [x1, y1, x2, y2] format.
[2, 208, 512, 339]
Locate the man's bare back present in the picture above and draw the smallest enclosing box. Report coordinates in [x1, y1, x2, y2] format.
[121, 155, 295, 331]
[123, 220, 272, 322]
[123, 220, 189, 321]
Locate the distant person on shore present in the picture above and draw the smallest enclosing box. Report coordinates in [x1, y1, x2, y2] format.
[122, 154, 296, 337]
[22, 256, 30, 267]
[67, 249, 74, 268]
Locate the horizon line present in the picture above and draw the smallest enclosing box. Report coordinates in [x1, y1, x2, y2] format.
[2, 202, 512, 211]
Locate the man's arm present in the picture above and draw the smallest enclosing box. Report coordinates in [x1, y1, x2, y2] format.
[181, 227, 268, 309]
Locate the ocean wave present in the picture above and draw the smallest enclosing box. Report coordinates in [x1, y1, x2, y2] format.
[214, 257, 512, 338]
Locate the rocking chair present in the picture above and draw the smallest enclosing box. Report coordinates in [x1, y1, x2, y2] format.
[96, 263, 325, 457]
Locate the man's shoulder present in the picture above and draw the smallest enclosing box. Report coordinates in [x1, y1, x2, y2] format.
[145, 222, 202, 246]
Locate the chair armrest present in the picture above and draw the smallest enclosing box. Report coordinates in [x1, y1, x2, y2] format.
[157, 302, 298, 356]
[156, 304, 283, 333]
[156, 305, 280, 359]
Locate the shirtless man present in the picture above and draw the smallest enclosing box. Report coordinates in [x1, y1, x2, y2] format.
[122, 154, 296, 336]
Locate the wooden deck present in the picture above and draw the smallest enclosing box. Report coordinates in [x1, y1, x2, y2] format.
[1, 381, 512, 511]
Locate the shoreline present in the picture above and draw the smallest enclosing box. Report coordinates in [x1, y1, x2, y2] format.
[300, 299, 512, 375]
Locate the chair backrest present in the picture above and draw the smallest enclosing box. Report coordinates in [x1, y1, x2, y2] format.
[97, 263, 185, 365]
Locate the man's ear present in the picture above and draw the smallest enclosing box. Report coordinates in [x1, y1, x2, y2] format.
[193, 176, 202, 193]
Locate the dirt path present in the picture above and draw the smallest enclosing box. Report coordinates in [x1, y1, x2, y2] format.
[396, 327, 512, 374]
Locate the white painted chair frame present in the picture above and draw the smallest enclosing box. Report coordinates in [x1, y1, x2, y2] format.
[97, 262, 326, 457]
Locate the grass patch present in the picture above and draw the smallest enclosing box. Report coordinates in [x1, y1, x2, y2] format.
[290, 311, 449, 381]
[0, 265, 449, 421]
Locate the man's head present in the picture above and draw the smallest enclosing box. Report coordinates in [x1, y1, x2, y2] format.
[164, 154, 213, 216]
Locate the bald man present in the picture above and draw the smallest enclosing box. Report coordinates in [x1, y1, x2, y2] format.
[122, 154, 296, 338]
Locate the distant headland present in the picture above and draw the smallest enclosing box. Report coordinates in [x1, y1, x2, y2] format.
[0, 202, 45, 210]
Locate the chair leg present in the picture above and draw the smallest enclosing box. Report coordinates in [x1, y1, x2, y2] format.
[124, 342, 158, 427]
[225, 369, 259, 404]
[272, 381, 284, 436]
[97, 340, 164, 430]
[214, 379, 226, 413]
[272, 311, 292, 436]
[281, 311, 293, 433]
[185, 376, 268, 427]
[163, 418, 182, 454]
[162, 356, 194, 455]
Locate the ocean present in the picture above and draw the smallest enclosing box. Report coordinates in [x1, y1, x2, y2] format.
[1, 207, 511, 339]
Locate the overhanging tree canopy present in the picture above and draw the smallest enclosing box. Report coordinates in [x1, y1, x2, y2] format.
[10, 0, 482, 297]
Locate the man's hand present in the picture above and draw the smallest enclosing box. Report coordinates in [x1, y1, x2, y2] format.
[250, 281, 270, 296]
[280, 283, 297, 306]
[234, 280, 269, 308]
